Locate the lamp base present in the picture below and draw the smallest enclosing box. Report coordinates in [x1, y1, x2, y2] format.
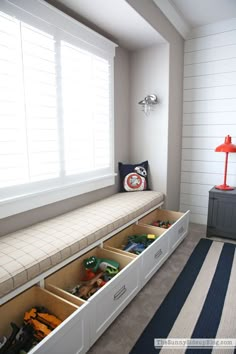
[215, 184, 235, 190]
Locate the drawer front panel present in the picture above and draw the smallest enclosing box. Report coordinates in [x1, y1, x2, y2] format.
[0, 286, 89, 354]
[169, 211, 190, 253]
[31, 304, 89, 354]
[141, 233, 169, 287]
[89, 257, 141, 345]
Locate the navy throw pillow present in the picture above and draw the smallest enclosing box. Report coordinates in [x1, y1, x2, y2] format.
[118, 161, 149, 192]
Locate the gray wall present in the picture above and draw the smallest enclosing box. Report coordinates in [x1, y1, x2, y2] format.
[0, 46, 130, 236]
[130, 44, 169, 194]
[127, 0, 184, 210]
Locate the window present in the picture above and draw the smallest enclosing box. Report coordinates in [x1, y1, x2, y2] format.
[0, 0, 116, 218]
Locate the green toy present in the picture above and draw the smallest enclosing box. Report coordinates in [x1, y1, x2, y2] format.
[128, 233, 157, 246]
[83, 256, 119, 275]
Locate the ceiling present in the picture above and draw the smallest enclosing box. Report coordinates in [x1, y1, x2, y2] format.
[171, 0, 236, 28]
[46, 0, 165, 50]
[47, 0, 236, 48]
[154, 0, 236, 37]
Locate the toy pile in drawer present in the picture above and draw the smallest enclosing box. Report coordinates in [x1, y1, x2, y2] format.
[122, 234, 158, 255]
[67, 256, 120, 300]
[0, 307, 61, 354]
[151, 220, 172, 229]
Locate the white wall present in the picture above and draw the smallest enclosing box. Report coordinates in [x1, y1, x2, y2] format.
[180, 18, 236, 224]
[130, 44, 169, 194]
[127, 0, 184, 210]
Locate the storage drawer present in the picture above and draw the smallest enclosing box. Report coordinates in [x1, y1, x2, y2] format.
[89, 253, 141, 345]
[140, 230, 169, 287]
[103, 224, 165, 257]
[0, 286, 89, 354]
[45, 246, 139, 347]
[103, 224, 168, 288]
[138, 208, 190, 253]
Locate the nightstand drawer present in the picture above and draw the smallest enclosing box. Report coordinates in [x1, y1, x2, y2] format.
[207, 187, 236, 240]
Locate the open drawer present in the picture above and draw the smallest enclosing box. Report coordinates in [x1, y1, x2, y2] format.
[103, 224, 169, 288]
[0, 285, 89, 354]
[138, 208, 190, 253]
[45, 246, 140, 346]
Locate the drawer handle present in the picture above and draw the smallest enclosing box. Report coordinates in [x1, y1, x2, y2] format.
[178, 225, 184, 235]
[154, 249, 163, 259]
[114, 285, 127, 301]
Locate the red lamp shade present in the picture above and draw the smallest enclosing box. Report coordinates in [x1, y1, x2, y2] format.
[215, 135, 236, 190]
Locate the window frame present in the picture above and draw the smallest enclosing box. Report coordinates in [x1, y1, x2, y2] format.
[0, 0, 117, 218]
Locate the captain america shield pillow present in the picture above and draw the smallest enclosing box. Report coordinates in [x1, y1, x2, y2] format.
[118, 161, 149, 192]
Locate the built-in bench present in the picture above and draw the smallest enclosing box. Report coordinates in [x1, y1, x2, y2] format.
[0, 191, 164, 301]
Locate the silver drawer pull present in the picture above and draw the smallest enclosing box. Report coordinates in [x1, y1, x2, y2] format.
[154, 249, 162, 259]
[178, 225, 184, 235]
[114, 285, 127, 300]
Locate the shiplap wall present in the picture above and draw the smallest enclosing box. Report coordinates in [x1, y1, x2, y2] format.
[180, 18, 236, 224]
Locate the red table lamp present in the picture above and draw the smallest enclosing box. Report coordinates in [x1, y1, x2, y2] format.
[215, 135, 236, 190]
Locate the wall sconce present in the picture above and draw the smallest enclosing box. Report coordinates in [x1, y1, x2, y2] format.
[215, 135, 236, 190]
[138, 94, 158, 116]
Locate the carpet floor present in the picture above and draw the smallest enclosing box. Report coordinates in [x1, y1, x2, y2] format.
[88, 223, 208, 354]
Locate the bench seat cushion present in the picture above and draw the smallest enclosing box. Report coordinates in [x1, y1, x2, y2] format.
[0, 190, 164, 298]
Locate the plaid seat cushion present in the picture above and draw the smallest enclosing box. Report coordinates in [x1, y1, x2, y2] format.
[0, 191, 164, 298]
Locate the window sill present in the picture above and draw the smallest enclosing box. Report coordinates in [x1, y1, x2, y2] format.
[0, 174, 116, 219]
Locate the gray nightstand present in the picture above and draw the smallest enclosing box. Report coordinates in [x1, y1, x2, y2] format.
[207, 187, 236, 240]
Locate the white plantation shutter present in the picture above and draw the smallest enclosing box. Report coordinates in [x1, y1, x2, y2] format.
[0, 13, 58, 190]
[93, 57, 111, 169]
[61, 41, 111, 176]
[0, 0, 116, 218]
[0, 13, 27, 188]
[20, 23, 59, 182]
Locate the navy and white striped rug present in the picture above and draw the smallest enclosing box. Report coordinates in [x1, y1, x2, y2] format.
[130, 238, 236, 354]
